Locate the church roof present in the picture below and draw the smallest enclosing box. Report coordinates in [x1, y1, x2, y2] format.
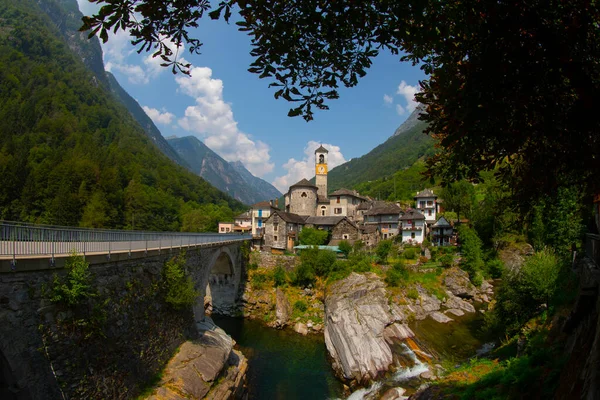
[290, 178, 318, 189]
[317, 195, 330, 204]
[400, 209, 426, 220]
[314, 145, 329, 153]
[414, 188, 437, 198]
[329, 188, 362, 198]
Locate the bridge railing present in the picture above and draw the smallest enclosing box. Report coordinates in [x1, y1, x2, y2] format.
[0, 220, 250, 261]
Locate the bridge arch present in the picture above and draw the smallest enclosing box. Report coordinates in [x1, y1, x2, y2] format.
[194, 246, 242, 323]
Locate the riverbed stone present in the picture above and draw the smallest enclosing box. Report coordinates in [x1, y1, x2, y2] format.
[381, 387, 407, 400]
[444, 267, 477, 299]
[274, 288, 291, 328]
[429, 311, 453, 324]
[445, 308, 465, 317]
[294, 322, 308, 335]
[324, 272, 407, 384]
[147, 317, 247, 400]
[444, 293, 476, 313]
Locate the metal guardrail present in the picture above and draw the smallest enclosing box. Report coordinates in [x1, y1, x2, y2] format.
[0, 221, 250, 266]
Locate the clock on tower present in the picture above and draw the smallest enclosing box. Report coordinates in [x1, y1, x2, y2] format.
[314, 144, 329, 200]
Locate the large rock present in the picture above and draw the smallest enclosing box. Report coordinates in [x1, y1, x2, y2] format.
[444, 267, 477, 299]
[444, 293, 476, 313]
[429, 312, 453, 324]
[324, 273, 413, 385]
[146, 317, 247, 400]
[274, 288, 291, 328]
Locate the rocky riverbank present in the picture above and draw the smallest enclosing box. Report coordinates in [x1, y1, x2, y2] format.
[145, 317, 247, 400]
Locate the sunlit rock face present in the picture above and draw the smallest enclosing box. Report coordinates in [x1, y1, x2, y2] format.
[324, 272, 414, 385]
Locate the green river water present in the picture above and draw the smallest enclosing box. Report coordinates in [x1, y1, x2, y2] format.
[213, 309, 490, 400]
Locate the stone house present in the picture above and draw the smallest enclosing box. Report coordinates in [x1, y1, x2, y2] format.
[329, 217, 361, 245]
[285, 178, 319, 216]
[400, 209, 426, 244]
[359, 225, 379, 248]
[328, 188, 369, 222]
[431, 216, 455, 246]
[363, 202, 403, 240]
[263, 210, 307, 252]
[415, 188, 438, 226]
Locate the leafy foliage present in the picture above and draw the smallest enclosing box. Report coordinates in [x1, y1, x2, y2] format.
[272, 265, 287, 287]
[298, 228, 329, 246]
[337, 240, 352, 257]
[385, 261, 409, 287]
[0, 0, 243, 228]
[375, 240, 393, 264]
[440, 180, 476, 222]
[50, 252, 95, 306]
[162, 254, 199, 309]
[457, 225, 485, 285]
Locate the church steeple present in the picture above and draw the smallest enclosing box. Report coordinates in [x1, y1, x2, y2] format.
[315, 145, 328, 199]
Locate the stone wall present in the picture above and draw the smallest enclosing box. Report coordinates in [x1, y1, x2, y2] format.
[331, 219, 360, 242]
[251, 251, 299, 272]
[0, 242, 247, 399]
[288, 187, 317, 216]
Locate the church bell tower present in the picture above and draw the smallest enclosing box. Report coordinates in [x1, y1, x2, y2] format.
[315, 145, 328, 199]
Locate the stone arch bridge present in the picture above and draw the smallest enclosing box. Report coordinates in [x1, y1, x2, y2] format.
[0, 221, 250, 399]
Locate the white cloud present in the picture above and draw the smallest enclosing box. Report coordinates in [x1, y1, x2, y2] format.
[396, 80, 419, 113]
[396, 104, 406, 116]
[383, 94, 393, 105]
[176, 66, 274, 177]
[272, 141, 346, 193]
[142, 106, 175, 125]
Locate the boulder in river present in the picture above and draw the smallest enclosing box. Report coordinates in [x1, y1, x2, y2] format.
[444, 267, 477, 299]
[146, 317, 247, 400]
[324, 272, 414, 385]
[274, 288, 291, 328]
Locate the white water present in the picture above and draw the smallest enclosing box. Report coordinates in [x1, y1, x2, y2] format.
[342, 343, 428, 400]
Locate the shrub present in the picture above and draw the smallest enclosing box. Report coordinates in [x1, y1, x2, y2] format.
[328, 260, 352, 282]
[251, 272, 269, 290]
[272, 265, 287, 287]
[353, 259, 372, 273]
[403, 248, 417, 259]
[385, 261, 409, 287]
[315, 250, 337, 276]
[163, 254, 198, 309]
[293, 300, 308, 313]
[375, 240, 393, 264]
[407, 288, 419, 300]
[487, 259, 504, 278]
[50, 251, 95, 306]
[439, 254, 454, 268]
[247, 262, 259, 270]
[338, 240, 352, 257]
[458, 225, 485, 283]
[292, 263, 315, 287]
[299, 227, 329, 245]
[419, 256, 429, 264]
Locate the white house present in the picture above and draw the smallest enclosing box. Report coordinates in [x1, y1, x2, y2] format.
[415, 188, 438, 225]
[400, 209, 426, 244]
[251, 201, 279, 238]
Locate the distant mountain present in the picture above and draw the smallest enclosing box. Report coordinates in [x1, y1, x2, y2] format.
[328, 107, 434, 191]
[167, 136, 280, 205]
[229, 161, 282, 201]
[0, 0, 243, 229]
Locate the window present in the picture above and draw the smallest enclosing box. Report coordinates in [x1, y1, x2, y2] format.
[274, 224, 278, 232]
[337, 196, 340, 203]
[301, 192, 307, 198]
[427, 201, 433, 206]
[226, 228, 230, 232]
[411, 232, 415, 239]
[334, 208, 342, 214]
[220, 227, 225, 232]
[420, 201, 425, 208]
[343, 234, 349, 239]
[274, 235, 278, 241]
[428, 209, 432, 216]
[319, 154, 325, 163]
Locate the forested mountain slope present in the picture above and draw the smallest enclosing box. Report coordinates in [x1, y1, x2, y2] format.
[229, 161, 282, 202]
[168, 136, 281, 205]
[328, 108, 434, 192]
[0, 0, 243, 230]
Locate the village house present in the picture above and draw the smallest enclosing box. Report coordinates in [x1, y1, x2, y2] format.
[415, 188, 438, 226]
[251, 200, 279, 249]
[363, 202, 403, 240]
[359, 225, 379, 248]
[400, 208, 426, 244]
[234, 211, 252, 232]
[218, 222, 235, 233]
[304, 216, 361, 243]
[328, 188, 369, 221]
[263, 210, 306, 253]
[431, 216, 455, 246]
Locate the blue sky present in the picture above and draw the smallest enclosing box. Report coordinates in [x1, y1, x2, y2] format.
[76, 1, 427, 192]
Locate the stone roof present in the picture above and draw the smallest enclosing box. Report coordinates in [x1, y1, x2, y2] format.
[360, 225, 378, 234]
[317, 195, 330, 203]
[414, 188, 437, 198]
[270, 210, 307, 225]
[356, 202, 371, 210]
[235, 211, 251, 219]
[304, 216, 346, 226]
[329, 188, 360, 197]
[252, 201, 279, 209]
[432, 216, 452, 227]
[400, 209, 426, 221]
[365, 202, 402, 216]
[290, 178, 318, 189]
[314, 145, 329, 153]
